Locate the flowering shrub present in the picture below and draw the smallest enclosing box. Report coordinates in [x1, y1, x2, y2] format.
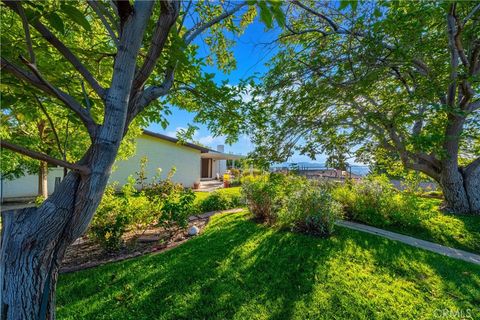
[241, 173, 307, 224]
[279, 186, 342, 237]
[89, 159, 195, 251]
[89, 184, 130, 251]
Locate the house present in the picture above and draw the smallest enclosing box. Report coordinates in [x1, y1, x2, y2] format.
[0, 130, 244, 202]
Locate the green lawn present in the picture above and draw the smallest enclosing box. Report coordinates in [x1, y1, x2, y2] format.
[363, 198, 480, 254]
[57, 211, 480, 319]
[194, 186, 242, 204]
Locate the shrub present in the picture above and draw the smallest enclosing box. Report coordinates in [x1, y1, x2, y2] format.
[241, 173, 307, 223]
[230, 168, 241, 178]
[278, 185, 342, 237]
[89, 163, 193, 251]
[332, 175, 423, 228]
[241, 175, 281, 223]
[199, 191, 234, 212]
[159, 188, 196, 230]
[90, 185, 130, 251]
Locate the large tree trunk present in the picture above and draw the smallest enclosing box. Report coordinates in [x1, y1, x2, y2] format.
[440, 165, 480, 215]
[1, 142, 117, 319]
[38, 161, 48, 198]
[1, 3, 154, 318]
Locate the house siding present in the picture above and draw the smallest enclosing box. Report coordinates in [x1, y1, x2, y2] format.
[0, 167, 64, 200]
[1, 134, 202, 201]
[109, 134, 201, 188]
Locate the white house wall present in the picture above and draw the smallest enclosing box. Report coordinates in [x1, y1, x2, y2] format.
[1, 167, 64, 200]
[211, 159, 227, 179]
[109, 135, 201, 188]
[1, 135, 202, 201]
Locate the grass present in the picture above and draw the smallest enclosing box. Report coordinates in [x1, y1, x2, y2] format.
[363, 197, 480, 254]
[194, 186, 242, 204]
[57, 211, 480, 319]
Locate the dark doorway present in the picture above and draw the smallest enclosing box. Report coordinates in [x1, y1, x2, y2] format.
[201, 158, 212, 178]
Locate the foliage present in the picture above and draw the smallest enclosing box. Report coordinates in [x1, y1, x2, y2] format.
[278, 185, 343, 237]
[241, 175, 282, 223]
[89, 160, 195, 251]
[241, 173, 308, 224]
[34, 195, 46, 207]
[57, 211, 480, 320]
[333, 176, 422, 228]
[89, 184, 130, 252]
[235, 1, 480, 213]
[159, 188, 196, 231]
[198, 190, 240, 213]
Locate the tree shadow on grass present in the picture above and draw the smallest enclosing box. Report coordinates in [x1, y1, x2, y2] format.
[57, 212, 480, 319]
[333, 226, 480, 318]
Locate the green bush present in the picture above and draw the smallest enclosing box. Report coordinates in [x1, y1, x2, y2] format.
[332, 176, 423, 228]
[159, 188, 196, 230]
[199, 191, 235, 212]
[90, 185, 130, 251]
[241, 175, 281, 223]
[89, 160, 195, 251]
[279, 186, 342, 237]
[241, 173, 307, 224]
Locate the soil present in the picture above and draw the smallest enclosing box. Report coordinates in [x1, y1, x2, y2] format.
[60, 214, 211, 273]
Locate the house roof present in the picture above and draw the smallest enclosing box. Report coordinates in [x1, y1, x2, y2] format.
[142, 130, 245, 160]
[142, 130, 210, 152]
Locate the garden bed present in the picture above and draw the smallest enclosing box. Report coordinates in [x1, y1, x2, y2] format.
[60, 214, 211, 273]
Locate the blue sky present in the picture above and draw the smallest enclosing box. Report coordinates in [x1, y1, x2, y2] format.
[147, 16, 328, 163]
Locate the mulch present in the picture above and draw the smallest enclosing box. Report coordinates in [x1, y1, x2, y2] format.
[59, 208, 243, 274]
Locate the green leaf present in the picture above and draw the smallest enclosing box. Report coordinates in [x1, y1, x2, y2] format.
[258, 2, 273, 29]
[46, 12, 65, 34]
[271, 4, 285, 27]
[61, 5, 91, 32]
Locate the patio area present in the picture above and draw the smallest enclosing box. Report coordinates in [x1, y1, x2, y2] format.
[197, 180, 224, 192]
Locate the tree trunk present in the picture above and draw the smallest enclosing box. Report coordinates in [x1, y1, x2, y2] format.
[38, 161, 48, 198]
[440, 165, 480, 215]
[1, 3, 154, 318]
[1, 142, 118, 319]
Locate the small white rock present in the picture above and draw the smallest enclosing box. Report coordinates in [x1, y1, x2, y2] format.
[188, 225, 199, 236]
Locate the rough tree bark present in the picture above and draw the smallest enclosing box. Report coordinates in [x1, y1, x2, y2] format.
[1, 0, 244, 317]
[440, 164, 480, 215]
[1, 2, 155, 319]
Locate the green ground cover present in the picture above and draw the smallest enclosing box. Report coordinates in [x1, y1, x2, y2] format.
[57, 211, 480, 320]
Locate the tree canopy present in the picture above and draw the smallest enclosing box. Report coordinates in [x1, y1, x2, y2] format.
[237, 1, 479, 213]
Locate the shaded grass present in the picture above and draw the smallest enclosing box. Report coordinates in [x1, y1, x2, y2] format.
[194, 187, 242, 204]
[57, 211, 480, 319]
[371, 198, 480, 254]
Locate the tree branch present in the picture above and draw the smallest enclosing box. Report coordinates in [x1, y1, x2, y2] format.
[3, 0, 106, 99]
[463, 3, 480, 27]
[0, 140, 90, 175]
[291, 0, 339, 32]
[115, 0, 133, 32]
[183, 2, 247, 45]
[33, 94, 64, 158]
[15, 2, 35, 65]
[88, 0, 119, 47]
[1, 57, 97, 137]
[132, 0, 180, 92]
[129, 67, 175, 125]
[464, 156, 480, 176]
